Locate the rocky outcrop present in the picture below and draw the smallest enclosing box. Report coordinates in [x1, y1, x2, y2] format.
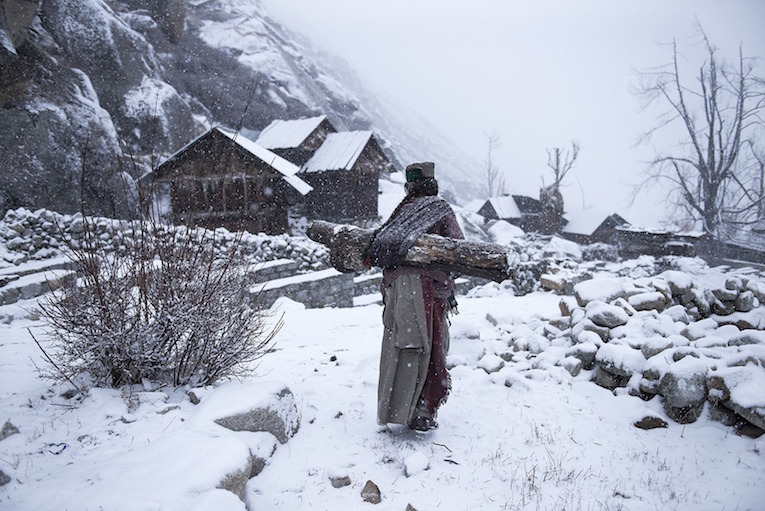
[2, 0, 39, 50]
[39, 0, 196, 155]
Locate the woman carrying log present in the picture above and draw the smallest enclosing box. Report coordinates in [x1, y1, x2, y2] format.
[367, 162, 464, 432]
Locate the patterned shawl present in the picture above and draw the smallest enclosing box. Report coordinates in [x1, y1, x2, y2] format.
[369, 195, 453, 268]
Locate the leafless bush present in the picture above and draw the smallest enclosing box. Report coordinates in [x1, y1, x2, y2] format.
[37, 215, 281, 389]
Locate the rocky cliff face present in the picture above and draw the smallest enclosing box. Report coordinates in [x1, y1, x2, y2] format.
[0, 0, 480, 218]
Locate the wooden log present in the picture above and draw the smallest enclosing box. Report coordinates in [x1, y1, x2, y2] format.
[306, 220, 519, 283]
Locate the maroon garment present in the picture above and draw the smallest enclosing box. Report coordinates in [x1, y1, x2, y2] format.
[419, 275, 450, 416]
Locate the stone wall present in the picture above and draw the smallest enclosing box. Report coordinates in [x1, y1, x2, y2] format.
[253, 268, 356, 309]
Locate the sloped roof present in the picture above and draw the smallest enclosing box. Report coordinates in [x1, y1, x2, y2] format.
[488, 196, 522, 219]
[563, 210, 628, 236]
[255, 115, 327, 150]
[153, 127, 312, 196]
[302, 131, 373, 173]
[512, 195, 542, 214]
[217, 128, 313, 195]
[464, 199, 486, 213]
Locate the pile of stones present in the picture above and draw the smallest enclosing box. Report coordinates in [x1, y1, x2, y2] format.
[555, 266, 765, 434]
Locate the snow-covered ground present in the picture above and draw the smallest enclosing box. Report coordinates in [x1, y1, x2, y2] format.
[1, 270, 763, 510]
[1, 183, 764, 510]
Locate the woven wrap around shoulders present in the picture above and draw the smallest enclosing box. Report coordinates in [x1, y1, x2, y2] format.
[369, 196, 453, 268]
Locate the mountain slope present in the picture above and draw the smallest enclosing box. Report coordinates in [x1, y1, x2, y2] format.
[0, 0, 481, 217]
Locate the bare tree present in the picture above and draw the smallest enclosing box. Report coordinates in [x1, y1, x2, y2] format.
[483, 131, 506, 197]
[539, 141, 579, 234]
[634, 29, 764, 236]
[545, 141, 580, 192]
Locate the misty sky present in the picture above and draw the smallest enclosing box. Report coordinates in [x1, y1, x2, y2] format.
[260, 0, 765, 228]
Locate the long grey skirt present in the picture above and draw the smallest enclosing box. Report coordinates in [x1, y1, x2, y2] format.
[377, 272, 449, 425]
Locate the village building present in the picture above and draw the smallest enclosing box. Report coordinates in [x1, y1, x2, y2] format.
[562, 211, 629, 245]
[255, 115, 337, 166]
[148, 114, 396, 234]
[257, 116, 394, 224]
[297, 130, 394, 223]
[464, 194, 546, 233]
[148, 127, 312, 234]
[616, 227, 703, 259]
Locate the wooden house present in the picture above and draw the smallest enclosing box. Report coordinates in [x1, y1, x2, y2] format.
[298, 131, 395, 223]
[464, 195, 546, 232]
[256, 115, 337, 166]
[148, 127, 312, 234]
[562, 211, 629, 244]
[616, 227, 703, 259]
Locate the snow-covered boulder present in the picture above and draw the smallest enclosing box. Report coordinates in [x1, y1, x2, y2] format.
[640, 336, 674, 359]
[659, 356, 709, 421]
[707, 365, 765, 430]
[596, 343, 646, 378]
[735, 291, 756, 312]
[728, 330, 765, 347]
[477, 354, 505, 374]
[557, 356, 583, 377]
[573, 277, 639, 307]
[188, 381, 300, 444]
[585, 301, 630, 328]
[565, 342, 599, 370]
[659, 270, 694, 298]
[628, 291, 667, 312]
[571, 318, 610, 343]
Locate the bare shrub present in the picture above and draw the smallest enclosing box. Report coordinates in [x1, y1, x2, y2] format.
[37, 215, 281, 389]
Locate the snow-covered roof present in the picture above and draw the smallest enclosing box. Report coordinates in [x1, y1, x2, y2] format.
[563, 210, 618, 236]
[301, 131, 372, 173]
[218, 128, 313, 196]
[488, 196, 522, 219]
[255, 115, 327, 150]
[463, 199, 486, 213]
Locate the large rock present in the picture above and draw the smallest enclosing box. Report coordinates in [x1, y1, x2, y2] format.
[628, 291, 667, 312]
[189, 381, 300, 444]
[659, 356, 708, 409]
[707, 366, 765, 431]
[660, 270, 694, 298]
[0, 42, 135, 216]
[565, 342, 598, 370]
[658, 356, 710, 424]
[728, 330, 765, 347]
[0, 421, 20, 441]
[585, 301, 630, 328]
[595, 343, 646, 378]
[574, 277, 632, 307]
